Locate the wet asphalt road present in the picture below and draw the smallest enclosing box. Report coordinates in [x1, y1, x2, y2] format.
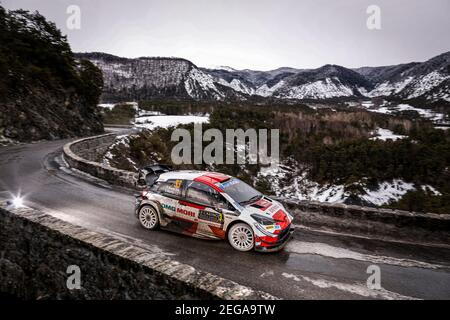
[0, 136, 449, 299]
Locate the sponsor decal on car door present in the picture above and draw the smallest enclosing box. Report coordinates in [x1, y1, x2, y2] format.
[176, 200, 200, 222]
[174, 199, 201, 236]
[160, 198, 178, 218]
[197, 207, 226, 238]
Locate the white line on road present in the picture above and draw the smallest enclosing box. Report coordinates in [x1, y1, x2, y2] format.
[281, 273, 419, 300]
[285, 240, 446, 269]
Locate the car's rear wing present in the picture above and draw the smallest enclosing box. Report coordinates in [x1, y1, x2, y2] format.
[137, 164, 172, 187]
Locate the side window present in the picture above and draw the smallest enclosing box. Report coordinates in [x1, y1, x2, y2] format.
[157, 179, 183, 198]
[215, 194, 233, 210]
[185, 181, 223, 207]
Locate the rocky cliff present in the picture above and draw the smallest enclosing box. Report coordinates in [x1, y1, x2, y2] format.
[0, 7, 104, 143]
[76, 52, 245, 102]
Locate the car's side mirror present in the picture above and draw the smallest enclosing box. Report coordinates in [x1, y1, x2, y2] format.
[136, 178, 147, 189]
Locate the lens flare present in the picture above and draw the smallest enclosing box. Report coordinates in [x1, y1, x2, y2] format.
[11, 195, 24, 208]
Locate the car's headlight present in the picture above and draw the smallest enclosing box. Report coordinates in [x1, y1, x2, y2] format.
[277, 203, 294, 221]
[286, 211, 294, 221]
[251, 214, 275, 226]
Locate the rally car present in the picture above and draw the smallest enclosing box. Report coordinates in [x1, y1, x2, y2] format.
[134, 165, 294, 252]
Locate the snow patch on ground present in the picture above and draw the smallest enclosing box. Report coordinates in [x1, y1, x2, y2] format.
[345, 101, 359, 107]
[361, 101, 374, 108]
[260, 166, 345, 202]
[0, 135, 18, 146]
[360, 180, 415, 206]
[98, 103, 115, 110]
[370, 128, 407, 141]
[102, 134, 136, 169]
[259, 270, 275, 278]
[259, 162, 438, 206]
[421, 185, 441, 196]
[134, 115, 209, 130]
[260, 166, 346, 202]
[98, 101, 138, 110]
[137, 110, 163, 117]
[369, 103, 446, 123]
[126, 101, 139, 110]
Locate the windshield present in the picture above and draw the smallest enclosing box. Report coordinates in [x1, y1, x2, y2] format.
[219, 178, 262, 205]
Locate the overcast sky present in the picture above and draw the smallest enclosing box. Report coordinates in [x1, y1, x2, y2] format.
[2, 0, 450, 70]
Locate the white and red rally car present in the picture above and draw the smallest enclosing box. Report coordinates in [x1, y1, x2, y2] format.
[134, 165, 294, 252]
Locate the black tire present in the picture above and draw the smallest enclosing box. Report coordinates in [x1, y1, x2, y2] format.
[227, 222, 255, 251]
[138, 205, 159, 230]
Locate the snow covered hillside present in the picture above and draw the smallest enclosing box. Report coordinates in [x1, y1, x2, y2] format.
[76, 52, 246, 101]
[359, 51, 450, 102]
[78, 51, 450, 103]
[259, 161, 441, 207]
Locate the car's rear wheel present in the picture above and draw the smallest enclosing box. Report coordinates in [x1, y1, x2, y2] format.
[139, 205, 159, 230]
[228, 223, 254, 251]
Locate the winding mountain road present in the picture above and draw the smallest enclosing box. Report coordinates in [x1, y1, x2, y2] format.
[1, 132, 449, 300]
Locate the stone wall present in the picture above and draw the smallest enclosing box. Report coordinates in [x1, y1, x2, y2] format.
[63, 133, 138, 188]
[67, 133, 115, 161]
[0, 200, 275, 300]
[280, 199, 450, 246]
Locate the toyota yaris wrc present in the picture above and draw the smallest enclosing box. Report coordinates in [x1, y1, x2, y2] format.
[134, 165, 294, 252]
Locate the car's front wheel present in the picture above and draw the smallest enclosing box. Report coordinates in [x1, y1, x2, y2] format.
[228, 223, 254, 251]
[138, 205, 159, 230]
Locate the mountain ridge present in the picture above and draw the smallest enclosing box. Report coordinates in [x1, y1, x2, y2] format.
[76, 51, 450, 103]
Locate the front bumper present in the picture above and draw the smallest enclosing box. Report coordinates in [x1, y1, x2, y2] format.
[255, 226, 295, 252]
